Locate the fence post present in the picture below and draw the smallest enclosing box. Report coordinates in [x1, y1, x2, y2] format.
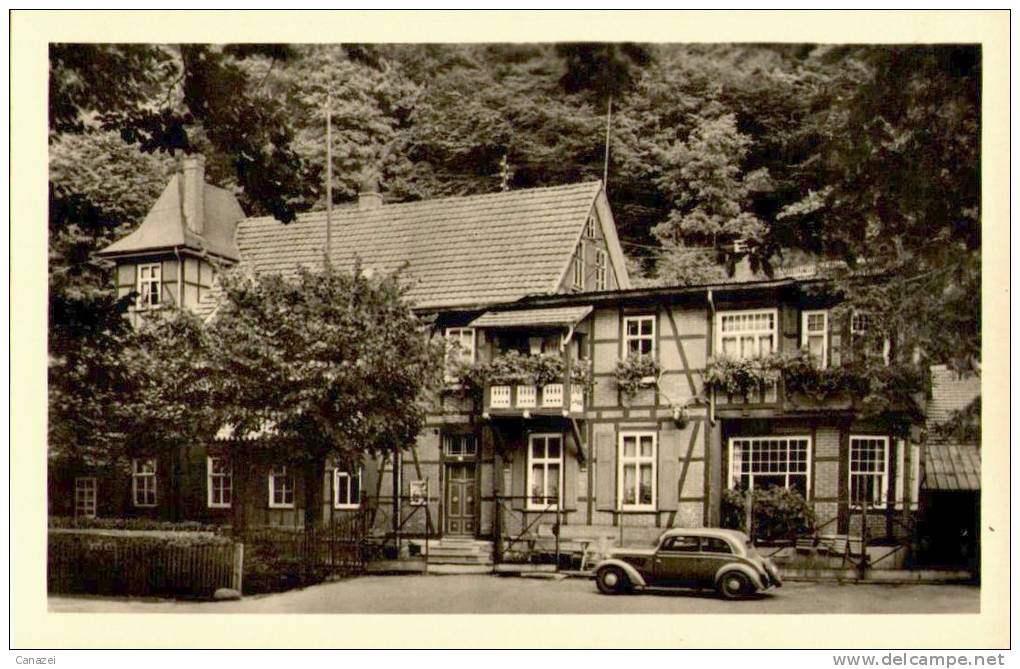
[493, 493, 503, 563]
[233, 542, 244, 593]
[554, 503, 561, 572]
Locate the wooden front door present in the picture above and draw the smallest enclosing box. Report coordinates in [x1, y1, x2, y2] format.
[445, 463, 476, 536]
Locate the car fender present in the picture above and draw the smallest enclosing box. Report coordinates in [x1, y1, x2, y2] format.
[594, 559, 647, 587]
[714, 563, 765, 590]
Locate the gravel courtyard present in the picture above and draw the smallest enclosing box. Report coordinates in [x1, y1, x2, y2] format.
[49, 575, 980, 614]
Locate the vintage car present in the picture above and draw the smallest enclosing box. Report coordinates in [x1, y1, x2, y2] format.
[593, 528, 782, 599]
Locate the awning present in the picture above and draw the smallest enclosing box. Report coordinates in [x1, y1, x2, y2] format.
[924, 443, 981, 491]
[469, 305, 593, 329]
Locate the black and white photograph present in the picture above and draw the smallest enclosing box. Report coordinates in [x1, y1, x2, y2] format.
[10, 8, 1009, 653]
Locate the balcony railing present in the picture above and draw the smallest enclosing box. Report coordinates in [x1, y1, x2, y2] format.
[484, 381, 585, 416]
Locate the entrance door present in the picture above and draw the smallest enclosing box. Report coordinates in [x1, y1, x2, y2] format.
[445, 463, 476, 536]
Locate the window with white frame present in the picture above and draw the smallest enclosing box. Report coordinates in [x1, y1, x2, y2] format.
[527, 434, 562, 509]
[572, 245, 585, 290]
[850, 310, 891, 364]
[623, 315, 655, 360]
[207, 456, 232, 508]
[801, 310, 829, 367]
[137, 263, 161, 309]
[268, 466, 295, 508]
[132, 458, 157, 507]
[444, 433, 477, 457]
[445, 328, 475, 365]
[584, 215, 596, 239]
[618, 432, 656, 510]
[74, 477, 97, 518]
[729, 437, 810, 498]
[716, 310, 777, 360]
[594, 248, 608, 291]
[334, 468, 362, 509]
[849, 436, 889, 509]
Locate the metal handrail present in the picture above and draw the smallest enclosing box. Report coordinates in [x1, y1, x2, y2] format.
[490, 493, 562, 568]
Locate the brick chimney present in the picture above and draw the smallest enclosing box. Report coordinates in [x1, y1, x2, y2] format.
[181, 154, 206, 235]
[357, 174, 383, 211]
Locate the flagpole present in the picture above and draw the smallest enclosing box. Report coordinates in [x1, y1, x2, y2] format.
[602, 95, 612, 189]
[325, 91, 333, 265]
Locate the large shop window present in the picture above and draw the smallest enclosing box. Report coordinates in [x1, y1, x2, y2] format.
[207, 456, 232, 508]
[729, 437, 811, 497]
[618, 431, 657, 511]
[334, 468, 362, 509]
[849, 436, 889, 509]
[716, 309, 777, 360]
[132, 458, 158, 507]
[268, 466, 295, 509]
[74, 477, 97, 518]
[527, 434, 562, 510]
[623, 315, 655, 359]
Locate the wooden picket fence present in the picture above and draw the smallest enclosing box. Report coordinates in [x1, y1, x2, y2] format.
[48, 530, 241, 598]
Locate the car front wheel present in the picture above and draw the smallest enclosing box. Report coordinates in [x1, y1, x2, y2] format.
[718, 571, 754, 600]
[596, 566, 631, 595]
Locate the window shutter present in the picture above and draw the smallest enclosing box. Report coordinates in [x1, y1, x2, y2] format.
[594, 427, 616, 511]
[658, 442, 679, 511]
[362, 457, 384, 509]
[511, 444, 526, 511]
[830, 311, 849, 367]
[563, 438, 578, 511]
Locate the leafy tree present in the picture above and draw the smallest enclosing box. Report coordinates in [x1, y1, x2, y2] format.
[775, 46, 981, 371]
[650, 113, 772, 280]
[203, 264, 446, 531]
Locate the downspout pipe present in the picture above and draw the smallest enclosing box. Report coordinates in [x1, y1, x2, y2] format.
[707, 288, 715, 425]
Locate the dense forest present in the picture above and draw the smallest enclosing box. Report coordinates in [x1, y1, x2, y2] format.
[49, 44, 981, 448]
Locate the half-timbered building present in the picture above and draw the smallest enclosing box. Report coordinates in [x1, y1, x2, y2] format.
[52, 155, 925, 567]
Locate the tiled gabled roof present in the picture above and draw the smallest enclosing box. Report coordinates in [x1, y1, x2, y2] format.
[97, 175, 244, 261]
[235, 181, 606, 310]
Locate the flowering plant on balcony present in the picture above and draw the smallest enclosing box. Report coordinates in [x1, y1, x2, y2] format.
[484, 350, 540, 385]
[613, 355, 662, 397]
[569, 359, 594, 392]
[531, 353, 567, 387]
[702, 354, 784, 398]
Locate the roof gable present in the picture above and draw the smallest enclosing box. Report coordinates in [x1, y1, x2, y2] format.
[98, 175, 243, 261]
[235, 181, 615, 309]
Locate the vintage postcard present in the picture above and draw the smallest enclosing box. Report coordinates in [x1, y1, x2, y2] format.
[10, 9, 1010, 651]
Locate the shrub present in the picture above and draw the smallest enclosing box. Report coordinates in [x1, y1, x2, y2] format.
[720, 486, 815, 543]
[48, 515, 227, 534]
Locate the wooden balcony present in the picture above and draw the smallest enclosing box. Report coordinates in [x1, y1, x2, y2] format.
[483, 380, 585, 417]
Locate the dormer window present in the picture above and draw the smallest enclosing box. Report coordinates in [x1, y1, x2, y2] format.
[137, 263, 161, 309]
[572, 245, 585, 291]
[584, 215, 596, 239]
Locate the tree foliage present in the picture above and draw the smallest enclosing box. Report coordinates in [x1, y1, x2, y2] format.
[205, 264, 446, 462]
[48, 43, 981, 470]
